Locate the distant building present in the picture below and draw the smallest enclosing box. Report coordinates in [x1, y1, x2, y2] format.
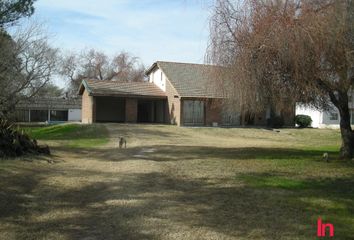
[296, 103, 354, 128]
[12, 97, 82, 123]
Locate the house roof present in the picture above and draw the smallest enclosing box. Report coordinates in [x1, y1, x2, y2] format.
[146, 61, 225, 98]
[78, 79, 166, 98]
[16, 97, 82, 110]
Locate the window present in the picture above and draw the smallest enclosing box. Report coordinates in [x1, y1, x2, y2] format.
[30, 110, 48, 122]
[11, 110, 29, 122]
[50, 110, 68, 121]
[351, 110, 354, 124]
[329, 112, 338, 121]
[183, 100, 205, 125]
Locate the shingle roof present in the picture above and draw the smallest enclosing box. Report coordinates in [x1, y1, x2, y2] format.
[16, 98, 82, 110]
[146, 61, 225, 98]
[79, 79, 166, 98]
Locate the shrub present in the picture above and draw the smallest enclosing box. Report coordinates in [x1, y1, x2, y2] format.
[295, 115, 312, 128]
[0, 119, 50, 158]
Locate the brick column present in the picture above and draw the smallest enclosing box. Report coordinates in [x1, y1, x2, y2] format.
[82, 89, 95, 124]
[92, 97, 96, 123]
[126, 98, 138, 123]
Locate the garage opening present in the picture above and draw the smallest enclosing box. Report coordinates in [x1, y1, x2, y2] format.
[137, 99, 165, 123]
[96, 97, 125, 122]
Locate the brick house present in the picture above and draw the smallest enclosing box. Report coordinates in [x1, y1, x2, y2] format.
[79, 61, 224, 126]
[78, 61, 295, 126]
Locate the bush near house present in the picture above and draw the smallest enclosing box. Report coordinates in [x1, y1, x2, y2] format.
[295, 115, 312, 128]
[0, 119, 49, 158]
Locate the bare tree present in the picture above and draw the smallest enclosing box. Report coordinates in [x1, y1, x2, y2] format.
[59, 50, 145, 95]
[207, 0, 354, 158]
[80, 49, 109, 81]
[109, 52, 145, 82]
[0, 22, 58, 116]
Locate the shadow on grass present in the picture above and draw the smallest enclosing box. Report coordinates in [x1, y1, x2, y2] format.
[236, 172, 354, 239]
[0, 167, 42, 219]
[51, 145, 342, 163]
[105, 123, 189, 140]
[1, 164, 353, 239]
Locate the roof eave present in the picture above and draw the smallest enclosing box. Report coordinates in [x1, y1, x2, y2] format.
[180, 95, 225, 99]
[78, 79, 92, 95]
[91, 93, 167, 99]
[145, 62, 159, 75]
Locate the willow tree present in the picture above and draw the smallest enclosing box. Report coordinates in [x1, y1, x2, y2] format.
[207, 0, 354, 158]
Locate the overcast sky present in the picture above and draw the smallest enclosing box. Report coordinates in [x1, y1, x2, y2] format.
[32, 0, 213, 67]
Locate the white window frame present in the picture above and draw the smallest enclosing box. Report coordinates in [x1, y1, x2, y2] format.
[329, 112, 338, 121]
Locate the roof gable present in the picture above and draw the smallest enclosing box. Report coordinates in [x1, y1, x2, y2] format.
[147, 61, 225, 98]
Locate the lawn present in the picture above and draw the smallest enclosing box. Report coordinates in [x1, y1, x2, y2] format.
[0, 124, 353, 240]
[24, 123, 110, 148]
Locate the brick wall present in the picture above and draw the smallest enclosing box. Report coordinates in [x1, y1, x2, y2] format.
[81, 89, 94, 123]
[125, 98, 137, 123]
[205, 99, 222, 126]
[165, 79, 181, 125]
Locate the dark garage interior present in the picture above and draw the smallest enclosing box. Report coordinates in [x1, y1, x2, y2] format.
[95, 97, 126, 122]
[137, 99, 165, 123]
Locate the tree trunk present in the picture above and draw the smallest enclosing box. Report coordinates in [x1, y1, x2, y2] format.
[338, 109, 353, 159]
[329, 89, 354, 159]
[336, 92, 354, 159]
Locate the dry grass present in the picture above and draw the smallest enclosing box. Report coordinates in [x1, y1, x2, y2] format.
[0, 124, 353, 240]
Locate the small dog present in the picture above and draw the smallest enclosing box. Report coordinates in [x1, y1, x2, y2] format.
[323, 152, 329, 162]
[119, 137, 127, 149]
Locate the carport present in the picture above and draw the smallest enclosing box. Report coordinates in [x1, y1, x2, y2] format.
[79, 80, 167, 124]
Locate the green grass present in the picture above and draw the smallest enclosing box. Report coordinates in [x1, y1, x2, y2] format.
[0, 124, 353, 239]
[236, 172, 354, 239]
[238, 174, 307, 190]
[24, 124, 109, 148]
